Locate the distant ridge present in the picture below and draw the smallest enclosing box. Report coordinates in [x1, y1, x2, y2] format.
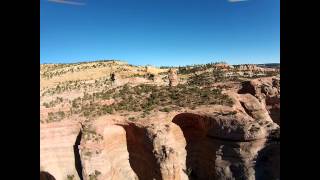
[40, 59, 280, 69]
[256, 63, 280, 68]
[40, 59, 126, 65]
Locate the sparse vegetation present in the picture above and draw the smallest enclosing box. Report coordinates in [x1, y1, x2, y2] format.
[89, 170, 102, 180]
[67, 174, 75, 180]
[177, 61, 227, 74]
[128, 117, 135, 121]
[82, 124, 103, 142]
[84, 150, 92, 157]
[41, 60, 125, 79]
[41, 61, 278, 121]
[160, 107, 171, 112]
[145, 73, 155, 80]
[42, 97, 63, 108]
[66, 83, 234, 118]
[46, 111, 66, 123]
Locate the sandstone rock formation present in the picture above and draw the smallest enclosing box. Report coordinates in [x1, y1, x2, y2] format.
[153, 75, 163, 83]
[78, 121, 187, 180]
[234, 64, 279, 74]
[213, 63, 234, 71]
[40, 121, 82, 180]
[40, 61, 279, 180]
[235, 64, 262, 72]
[76, 101, 278, 180]
[238, 77, 280, 125]
[40, 92, 279, 180]
[168, 69, 179, 87]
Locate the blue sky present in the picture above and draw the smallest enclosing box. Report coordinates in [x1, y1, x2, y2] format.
[40, 0, 279, 66]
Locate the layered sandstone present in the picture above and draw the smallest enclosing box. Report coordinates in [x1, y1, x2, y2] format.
[75, 91, 278, 180]
[40, 91, 279, 180]
[40, 121, 82, 180]
[235, 65, 264, 72]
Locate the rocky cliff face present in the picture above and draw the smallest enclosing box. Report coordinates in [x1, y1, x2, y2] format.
[235, 65, 268, 72]
[40, 121, 82, 180]
[40, 89, 279, 180]
[40, 62, 279, 180]
[238, 77, 280, 125]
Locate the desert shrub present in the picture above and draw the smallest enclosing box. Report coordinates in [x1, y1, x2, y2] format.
[89, 170, 101, 180]
[187, 72, 215, 86]
[101, 105, 113, 114]
[145, 73, 155, 80]
[131, 73, 145, 78]
[67, 174, 74, 180]
[95, 170, 101, 176]
[42, 97, 64, 108]
[160, 107, 171, 112]
[67, 83, 234, 118]
[46, 111, 65, 123]
[82, 124, 103, 142]
[84, 151, 92, 157]
[110, 73, 115, 82]
[43, 102, 50, 108]
[212, 68, 225, 82]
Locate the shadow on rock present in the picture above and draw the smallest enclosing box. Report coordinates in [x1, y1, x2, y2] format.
[120, 123, 162, 180]
[40, 171, 56, 180]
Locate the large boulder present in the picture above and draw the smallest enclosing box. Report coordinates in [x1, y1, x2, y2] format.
[238, 77, 280, 125]
[168, 69, 179, 87]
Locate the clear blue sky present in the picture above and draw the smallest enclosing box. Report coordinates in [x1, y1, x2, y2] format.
[40, 0, 279, 66]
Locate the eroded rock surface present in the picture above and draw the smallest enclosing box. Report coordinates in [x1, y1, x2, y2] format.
[40, 87, 279, 180]
[239, 77, 280, 125]
[41, 61, 280, 180]
[40, 121, 82, 180]
[168, 69, 179, 87]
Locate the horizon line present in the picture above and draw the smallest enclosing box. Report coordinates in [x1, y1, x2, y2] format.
[40, 59, 280, 66]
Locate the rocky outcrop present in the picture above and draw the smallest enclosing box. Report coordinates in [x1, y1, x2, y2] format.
[40, 121, 82, 180]
[235, 64, 261, 71]
[238, 77, 280, 125]
[80, 124, 140, 180]
[78, 121, 187, 180]
[214, 139, 279, 180]
[168, 69, 179, 87]
[41, 85, 279, 180]
[235, 64, 266, 72]
[170, 102, 279, 179]
[213, 63, 234, 71]
[41, 61, 280, 180]
[76, 91, 278, 180]
[153, 74, 163, 83]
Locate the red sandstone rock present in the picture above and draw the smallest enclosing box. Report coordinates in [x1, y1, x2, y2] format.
[238, 77, 280, 125]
